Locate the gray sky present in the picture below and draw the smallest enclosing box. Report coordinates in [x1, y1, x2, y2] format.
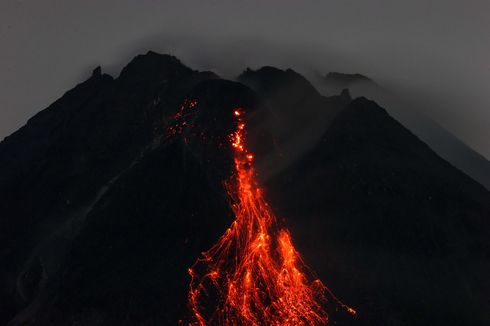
[1, 0, 489, 159]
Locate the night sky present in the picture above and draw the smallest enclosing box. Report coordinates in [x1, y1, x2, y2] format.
[1, 0, 489, 159]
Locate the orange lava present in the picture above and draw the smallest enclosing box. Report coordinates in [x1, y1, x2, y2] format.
[181, 104, 355, 325]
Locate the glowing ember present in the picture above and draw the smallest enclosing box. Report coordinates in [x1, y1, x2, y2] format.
[172, 101, 355, 325]
[166, 99, 198, 138]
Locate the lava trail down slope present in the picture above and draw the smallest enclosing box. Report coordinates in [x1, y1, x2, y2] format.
[169, 99, 355, 325]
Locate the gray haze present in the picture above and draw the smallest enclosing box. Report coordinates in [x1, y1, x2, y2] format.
[1, 0, 489, 160]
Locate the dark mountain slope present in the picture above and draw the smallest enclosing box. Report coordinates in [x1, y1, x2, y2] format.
[266, 97, 490, 325]
[10, 79, 260, 325]
[0, 51, 217, 323]
[17, 138, 232, 325]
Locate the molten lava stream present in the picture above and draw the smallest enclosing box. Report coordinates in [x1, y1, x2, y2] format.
[187, 107, 355, 325]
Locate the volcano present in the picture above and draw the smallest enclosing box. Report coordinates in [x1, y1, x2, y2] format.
[1, 51, 489, 326]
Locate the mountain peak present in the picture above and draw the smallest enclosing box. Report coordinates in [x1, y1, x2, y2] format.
[238, 66, 319, 98]
[117, 51, 193, 85]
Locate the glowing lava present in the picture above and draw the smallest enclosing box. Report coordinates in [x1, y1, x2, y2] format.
[174, 102, 355, 325]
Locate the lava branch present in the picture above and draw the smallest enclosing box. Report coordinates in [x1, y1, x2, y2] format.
[173, 102, 355, 325]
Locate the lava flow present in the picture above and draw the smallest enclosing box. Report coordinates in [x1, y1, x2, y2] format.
[174, 102, 355, 325]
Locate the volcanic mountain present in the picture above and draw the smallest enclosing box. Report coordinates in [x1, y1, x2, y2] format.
[1, 51, 489, 326]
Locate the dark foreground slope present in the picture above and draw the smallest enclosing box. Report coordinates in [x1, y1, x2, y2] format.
[1, 51, 489, 325]
[8, 79, 262, 325]
[265, 98, 490, 325]
[0, 52, 218, 324]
